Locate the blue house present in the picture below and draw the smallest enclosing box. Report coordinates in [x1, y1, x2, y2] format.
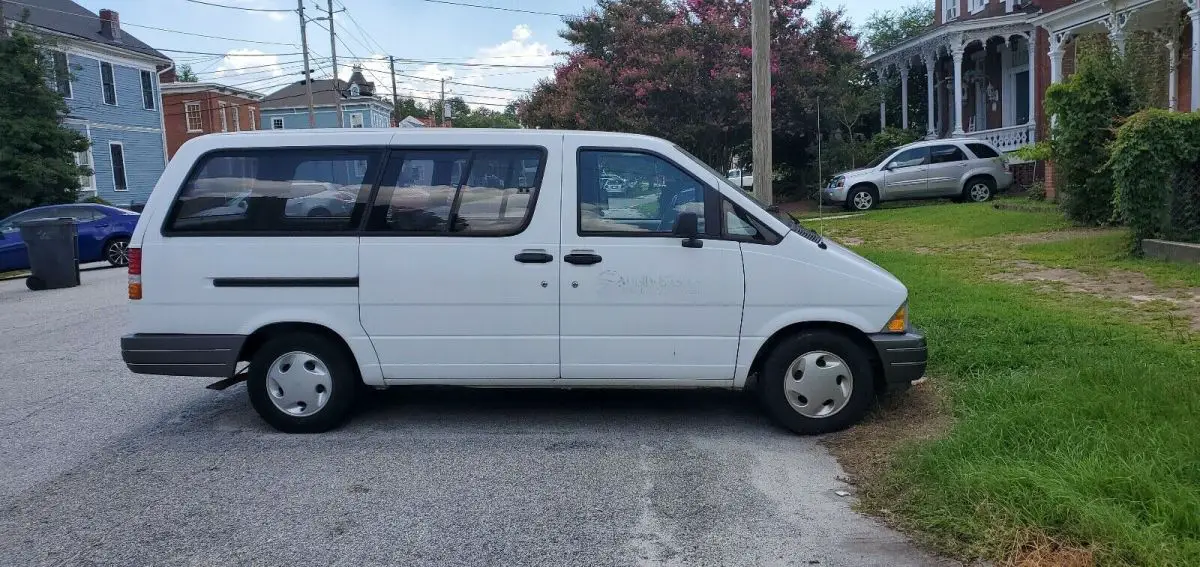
[16, 1, 171, 207]
[259, 64, 394, 130]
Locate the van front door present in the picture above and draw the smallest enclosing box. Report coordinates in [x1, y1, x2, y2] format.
[358, 145, 561, 380]
[881, 146, 931, 199]
[559, 140, 745, 381]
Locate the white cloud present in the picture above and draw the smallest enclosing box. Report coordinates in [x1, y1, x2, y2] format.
[226, 0, 290, 22]
[449, 25, 558, 109]
[211, 49, 287, 91]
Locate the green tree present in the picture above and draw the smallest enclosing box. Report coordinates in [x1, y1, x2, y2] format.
[391, 96, 429, 125]
[0, 26, 91, 217]
[176, 64, 198, 82]
[861, 4, 933, 54]
[860, 4, 933, 141]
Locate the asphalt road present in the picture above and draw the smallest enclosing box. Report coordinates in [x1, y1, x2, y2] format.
[0, 268, 946, 566]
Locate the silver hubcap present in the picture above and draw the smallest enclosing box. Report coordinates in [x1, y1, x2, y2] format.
[266, 351, 332, 417]
[969, 183, 990, 202]
[852, 192, 873, 210]
[784, 351, 854, 418]
[107, 240, 129, 265]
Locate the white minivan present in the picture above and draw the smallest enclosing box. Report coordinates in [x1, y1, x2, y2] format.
[121, 129, 926, 434]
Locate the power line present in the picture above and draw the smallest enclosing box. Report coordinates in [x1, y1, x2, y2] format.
[418, 0, 570, 18]
[184, 0, 294, 11]
[160, 48, 305, 57]
[336, 0, 388, 55]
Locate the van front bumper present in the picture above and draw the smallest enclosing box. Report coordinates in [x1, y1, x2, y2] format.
[868, 330, 927, 391]
[121, 334, 246, 377]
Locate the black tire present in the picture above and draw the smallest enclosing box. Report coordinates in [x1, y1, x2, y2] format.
[246, 332, 358, 433]
[104, 237, 131, 267]
[844, 185, 878, 211]
[962, 176, 995, 203]
[757, 330, 876, 435]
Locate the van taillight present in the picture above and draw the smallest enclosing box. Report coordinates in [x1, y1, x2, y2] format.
[128, 247, 142, 300]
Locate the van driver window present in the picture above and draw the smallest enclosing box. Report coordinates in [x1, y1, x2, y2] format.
[577, 150, 706, 234]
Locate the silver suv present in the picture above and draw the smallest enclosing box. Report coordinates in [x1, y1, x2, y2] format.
[822, 139, 1014, 211]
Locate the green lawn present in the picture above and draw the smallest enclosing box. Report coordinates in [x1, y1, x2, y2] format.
[812, 204, 1200, 565]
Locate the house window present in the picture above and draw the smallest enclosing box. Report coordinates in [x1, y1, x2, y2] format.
[248, 107, 257, 130]
[349, 83, 360, 97]
[184, 102, 202, 132]
[109, 142, 127, 192]
[944, 1, 959, 21]
[140, 70, 155, 110]
[219, 102, 229, 132]
[271, 117, 284, 130]
[74, 150, 94, 192]
[100, 61, 116, 105]
[350, 112, 364, 128]
[969, 0, 988, 14]
[232, 106, 241, 131]
[50, 51, 71, 98]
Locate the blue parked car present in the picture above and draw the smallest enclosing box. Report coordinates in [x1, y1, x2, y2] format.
[0, 204, 139, 271]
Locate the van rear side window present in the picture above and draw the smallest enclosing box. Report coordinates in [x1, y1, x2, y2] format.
[166, 149, 381, 234]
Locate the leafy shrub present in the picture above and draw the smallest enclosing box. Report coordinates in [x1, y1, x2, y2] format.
[80, 195, 112, 206]
[1026, 181, 1046, 202]
[1044, 39, 1139, 225]
[866, 127, 921, 161]
[1110, 109, 1200, 249]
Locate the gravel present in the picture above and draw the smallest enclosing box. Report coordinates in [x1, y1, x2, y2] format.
[0, 268, 947, 566]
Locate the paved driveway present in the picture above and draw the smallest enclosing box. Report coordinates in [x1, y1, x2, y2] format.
[0, 269, 945, 566]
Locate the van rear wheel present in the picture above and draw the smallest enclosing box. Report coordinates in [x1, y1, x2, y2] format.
[758, 330, 875, 435]
[246, 332, 358, 433]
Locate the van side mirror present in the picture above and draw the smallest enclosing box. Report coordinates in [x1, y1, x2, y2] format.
[673, 212, 703, 249]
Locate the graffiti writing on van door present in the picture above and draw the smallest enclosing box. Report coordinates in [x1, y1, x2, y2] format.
[596, 269, 701, 296]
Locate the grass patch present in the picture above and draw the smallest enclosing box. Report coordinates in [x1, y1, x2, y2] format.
[826, 203, 1200, 565]
[1021, 231, 1200, 288]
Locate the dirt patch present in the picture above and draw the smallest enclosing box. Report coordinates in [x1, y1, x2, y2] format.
[824, 380, 951, 512]
[838, 237, 864, 247]
[993, 261, 1200, 330]
[1003, 531, 1096, 567]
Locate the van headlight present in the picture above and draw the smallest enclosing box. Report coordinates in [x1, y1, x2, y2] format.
[883, 302, 909, 333]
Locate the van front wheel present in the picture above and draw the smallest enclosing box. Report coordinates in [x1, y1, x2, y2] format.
[246, 332, 358, 433]
[758, 331, 875, 435]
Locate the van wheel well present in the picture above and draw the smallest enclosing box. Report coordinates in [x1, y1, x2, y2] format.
[849, 182, 878, 194]
[238, 322, 360, 381]
[747, 322, 884, 393]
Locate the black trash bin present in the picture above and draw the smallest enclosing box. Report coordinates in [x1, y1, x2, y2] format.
[18, 217, 80, 291]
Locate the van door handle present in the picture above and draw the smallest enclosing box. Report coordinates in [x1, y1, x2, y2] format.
[514, 250, 553, 264]
[564, 252, 602, 265]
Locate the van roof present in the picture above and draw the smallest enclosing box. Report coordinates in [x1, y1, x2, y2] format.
[202, 128, 667, 143]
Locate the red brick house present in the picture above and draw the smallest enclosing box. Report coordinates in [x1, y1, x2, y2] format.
[160, 82, 264, 159]
[865, 0, 1199, 197]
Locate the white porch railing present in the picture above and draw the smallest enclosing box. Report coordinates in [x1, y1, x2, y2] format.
[965, 123, 1035, 152]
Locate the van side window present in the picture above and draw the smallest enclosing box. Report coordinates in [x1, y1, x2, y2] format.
[366, 148, 544, 236]
[722, 199, 778, 244]
[167, 149, 380, 233]
[578, 150, 709, 235]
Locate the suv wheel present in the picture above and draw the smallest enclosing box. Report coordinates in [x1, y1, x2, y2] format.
[964, 177, 995, 203]
[247, 332, 358, 433]
[845, 186, 877, 211]
[757, 330, 876, 435]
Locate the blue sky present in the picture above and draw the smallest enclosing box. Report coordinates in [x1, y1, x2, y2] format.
[73, 0, 892, 109]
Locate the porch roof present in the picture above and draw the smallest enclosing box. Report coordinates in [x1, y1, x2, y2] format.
[865, 12, 1036, 70]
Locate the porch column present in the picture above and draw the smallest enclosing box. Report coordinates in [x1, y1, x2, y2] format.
[878, 68, 887, 129]
[1106, 13, 1128, 55]
[952, 45, 965, 136]
[1027, 33, 1037, 140]
[1190, 1, 1200, 110]
[1168, 41, 1178, 111]
[924, 53, 936, 137]
[900, 66, 910, 130]
[1049, 32, 1066, 85]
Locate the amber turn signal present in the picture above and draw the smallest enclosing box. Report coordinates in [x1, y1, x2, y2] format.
[885, 303, 908, 333]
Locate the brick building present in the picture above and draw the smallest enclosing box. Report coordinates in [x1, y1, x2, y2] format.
[865, 0, 1199, 198]
[160, 82, 263, 159]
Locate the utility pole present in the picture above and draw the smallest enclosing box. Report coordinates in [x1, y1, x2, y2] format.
[750, 0, 773, 205]
[296, 0, 315, 127]
[323, 0, 344, 127]
[389, 55, 399, 126]
[439, 77, 446, 127]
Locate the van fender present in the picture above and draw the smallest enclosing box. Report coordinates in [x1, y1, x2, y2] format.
[735, 307, 880, 388]
[236, 307, 384, 386]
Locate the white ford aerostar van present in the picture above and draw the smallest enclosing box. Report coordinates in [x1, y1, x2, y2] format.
[121, 129, 926, 434]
